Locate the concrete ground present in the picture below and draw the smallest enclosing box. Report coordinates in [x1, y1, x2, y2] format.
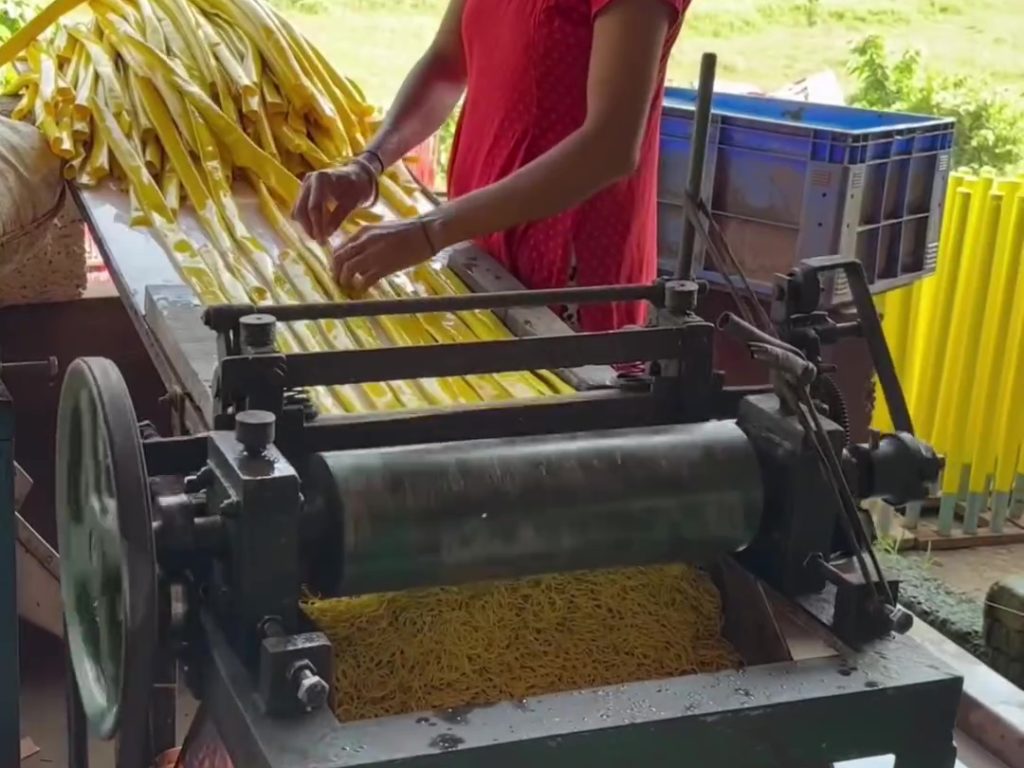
[19, 623, 196, 768]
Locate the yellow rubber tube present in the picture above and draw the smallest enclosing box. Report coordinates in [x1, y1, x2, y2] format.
[930, 179, 989, 451]
[912, 181, 974, 442]
[935, 191, 1000, 470]
[966, 185, 1022, 492]
[935, 188, 1001, 534]
[993, 193, 1024, 500]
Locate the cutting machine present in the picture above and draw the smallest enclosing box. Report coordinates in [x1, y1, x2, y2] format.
[56, 252, 962, 768]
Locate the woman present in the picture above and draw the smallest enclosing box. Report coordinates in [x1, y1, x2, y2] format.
[293, 0, 690, 332]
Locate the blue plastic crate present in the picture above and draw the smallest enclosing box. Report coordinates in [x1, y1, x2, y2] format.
[657, 88, 955, 303]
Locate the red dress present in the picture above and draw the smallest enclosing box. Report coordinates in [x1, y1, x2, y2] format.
[448, 0, 688, 332]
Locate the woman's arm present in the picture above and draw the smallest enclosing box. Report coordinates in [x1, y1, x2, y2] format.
[333, 0, 677, 290]
[293, 0, 467, 242]
[363, 0, 468, 169]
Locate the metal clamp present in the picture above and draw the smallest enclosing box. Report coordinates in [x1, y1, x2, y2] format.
[257, 618, 333, 716]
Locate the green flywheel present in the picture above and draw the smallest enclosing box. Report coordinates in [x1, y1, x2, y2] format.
[55, 357, 157, 758]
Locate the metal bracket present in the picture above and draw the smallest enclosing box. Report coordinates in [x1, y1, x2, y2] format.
[774, 255, 914, 434]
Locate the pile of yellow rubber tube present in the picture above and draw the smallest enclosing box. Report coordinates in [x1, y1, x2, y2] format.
[2, 0, 740, 722]
[874, 172, 1024, 536]
[0, 0, 572, 415]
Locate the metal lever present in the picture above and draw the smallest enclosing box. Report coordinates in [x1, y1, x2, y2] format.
[718, 312, 803, 356]
[676, 52, 718, 281]
[748, 343, 817, 388]
[728, 307, 902, 627]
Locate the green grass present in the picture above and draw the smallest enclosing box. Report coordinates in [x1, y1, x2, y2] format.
[287, 0, 1024, 108]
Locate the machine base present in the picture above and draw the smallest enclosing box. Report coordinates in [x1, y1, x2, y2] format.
[188, 576, 961, 768]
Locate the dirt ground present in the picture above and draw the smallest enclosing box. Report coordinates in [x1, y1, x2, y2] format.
[906, 544, 1024, 601]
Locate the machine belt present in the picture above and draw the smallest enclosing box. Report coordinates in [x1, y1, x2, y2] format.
[303, 421, 764, 596]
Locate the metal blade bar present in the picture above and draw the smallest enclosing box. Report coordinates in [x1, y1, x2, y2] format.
[223, 327, 688, 388]
[300, 391, 660, 452]
[202, 283, 664, 331]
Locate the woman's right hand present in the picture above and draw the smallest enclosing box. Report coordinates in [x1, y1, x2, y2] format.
[292, 161, 377, 243]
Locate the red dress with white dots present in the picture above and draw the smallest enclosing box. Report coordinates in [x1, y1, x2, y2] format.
[448, 0, 688, 332]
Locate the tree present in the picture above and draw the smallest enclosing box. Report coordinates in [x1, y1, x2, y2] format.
[847, 35, 1024, 173]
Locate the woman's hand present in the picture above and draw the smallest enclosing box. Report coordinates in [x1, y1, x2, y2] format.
[292, 0, 467, 243]
[332, 218, 442, 292]
[292, 162, 377, 243]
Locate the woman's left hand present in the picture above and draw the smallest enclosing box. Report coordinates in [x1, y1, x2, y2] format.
[332, 218, 441, 292]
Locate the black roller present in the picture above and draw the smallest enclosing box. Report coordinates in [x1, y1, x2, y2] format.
[303, 421, 764, 596]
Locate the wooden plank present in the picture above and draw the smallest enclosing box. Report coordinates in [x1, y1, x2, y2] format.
[876, 498, 1024, 551]
[914, 519, 1024, 551]
[16, 524, 62, 638]
[13, 462, 30, 512]
[20, 737, 39, 761]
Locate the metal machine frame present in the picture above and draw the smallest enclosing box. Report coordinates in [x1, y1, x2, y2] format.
[1, 367, 17, 768]
[194, 596, 960, 768]
[54, 240, 963, 768]
[62, 54, 959, 757]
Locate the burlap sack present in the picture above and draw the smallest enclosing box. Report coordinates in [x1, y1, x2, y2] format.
[0, 115, 66, 280]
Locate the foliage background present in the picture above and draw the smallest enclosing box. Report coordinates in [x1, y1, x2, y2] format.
[8, 1, 1023, 173]
[283, 0, 1024, 175]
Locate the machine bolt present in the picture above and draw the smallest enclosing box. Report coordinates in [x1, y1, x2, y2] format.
[184, 466, 215, 494]
[235, 410, 276, 456]
[887, 604, 914, 635]
[663, 280, 700, 315]
[259, 616, 286, 638]
[239, 314, 277, 354]
[218, 498, 240, 518]
[293, 666, 330, 712]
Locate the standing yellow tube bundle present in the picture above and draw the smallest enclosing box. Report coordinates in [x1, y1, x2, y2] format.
[992, 192, 1024, 530]
[963, 182, 1023, 531]
[1, 0, 573, 414]
[872, 171, 1024, 536]
[931, 184, 1000, 534]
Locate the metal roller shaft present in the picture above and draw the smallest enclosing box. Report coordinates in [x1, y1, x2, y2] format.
[303, 421, 764, 596]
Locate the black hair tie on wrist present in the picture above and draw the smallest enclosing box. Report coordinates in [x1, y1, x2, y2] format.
[361, 149, 385, 176]
[418, 218, 439, 255]
[351, 156, 380, 208]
